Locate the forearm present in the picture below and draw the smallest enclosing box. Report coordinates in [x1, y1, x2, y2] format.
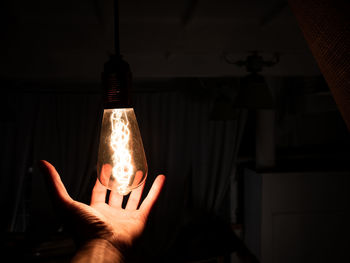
[71, 239, 124, 263]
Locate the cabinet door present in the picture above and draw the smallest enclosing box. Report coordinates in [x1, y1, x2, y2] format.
[261, 172, 350, 263]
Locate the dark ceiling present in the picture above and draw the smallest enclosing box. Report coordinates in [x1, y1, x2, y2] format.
[1, 0, 320, 81]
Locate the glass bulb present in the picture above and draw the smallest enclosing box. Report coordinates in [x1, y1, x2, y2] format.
[97, 108, 147, 195]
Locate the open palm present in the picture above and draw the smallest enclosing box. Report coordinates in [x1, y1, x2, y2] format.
[39, 160, 165, 253]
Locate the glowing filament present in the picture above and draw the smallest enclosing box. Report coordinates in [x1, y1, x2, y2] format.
[110, 109, 134, 195]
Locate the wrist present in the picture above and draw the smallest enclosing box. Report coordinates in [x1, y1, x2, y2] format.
[72, 238, 124, 263]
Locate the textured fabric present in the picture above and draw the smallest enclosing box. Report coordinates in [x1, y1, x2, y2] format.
[288, 0, 350, 129]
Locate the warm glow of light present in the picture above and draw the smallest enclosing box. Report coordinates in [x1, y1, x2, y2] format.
[110, 109, 134, 195]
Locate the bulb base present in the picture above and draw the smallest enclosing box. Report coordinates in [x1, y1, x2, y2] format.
[102, 55, 132, 109]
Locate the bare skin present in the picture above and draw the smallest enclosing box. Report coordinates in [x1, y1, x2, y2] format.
[39, 160, 165, 263]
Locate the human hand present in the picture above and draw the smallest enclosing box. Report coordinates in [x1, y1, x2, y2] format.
[39, 160, 165, 262]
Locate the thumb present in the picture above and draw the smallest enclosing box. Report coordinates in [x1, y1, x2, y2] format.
[38, 160, 73, 207]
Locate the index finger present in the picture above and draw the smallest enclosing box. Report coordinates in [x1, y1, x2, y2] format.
[91, 164, 111, 205]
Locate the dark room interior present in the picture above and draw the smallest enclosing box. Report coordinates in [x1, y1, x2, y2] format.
[1, 0, 350, 262]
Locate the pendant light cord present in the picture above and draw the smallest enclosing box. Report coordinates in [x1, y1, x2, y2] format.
[114, 0, 120, 56]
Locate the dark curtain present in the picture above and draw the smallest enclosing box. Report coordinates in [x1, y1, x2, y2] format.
[133, 88, 247, 262]
[0, 90, 103, 235]
[1, 80, 246, 261]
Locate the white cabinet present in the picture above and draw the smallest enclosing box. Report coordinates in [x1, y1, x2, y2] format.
[244, 169, 350, 263]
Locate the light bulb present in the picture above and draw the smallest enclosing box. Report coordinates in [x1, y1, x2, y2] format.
[97, 108, 147, 195]
[97, 55, 147, 195]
